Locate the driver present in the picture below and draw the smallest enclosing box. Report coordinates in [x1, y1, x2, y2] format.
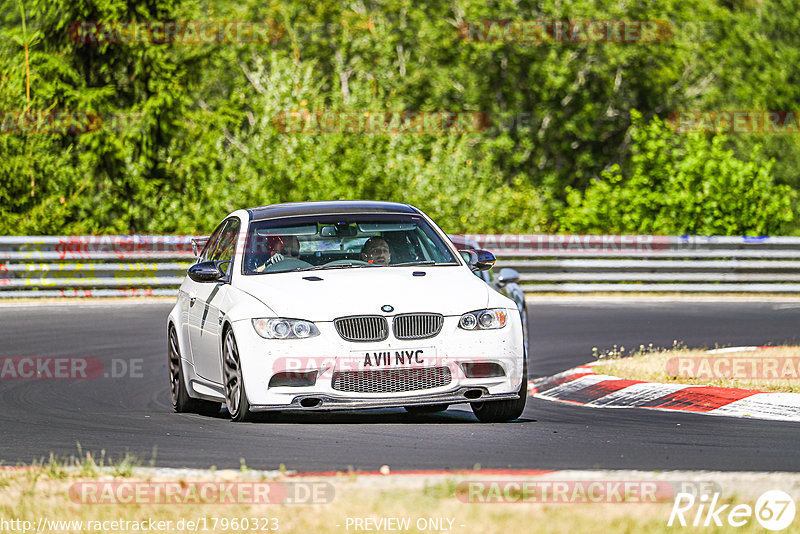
[361, 236, 391, 265]
[254, 235, 300, 272]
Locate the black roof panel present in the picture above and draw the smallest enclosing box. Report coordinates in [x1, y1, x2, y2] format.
[247, 200, 420, 221]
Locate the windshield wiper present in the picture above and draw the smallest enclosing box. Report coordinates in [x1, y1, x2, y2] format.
[390, 260, 437, 267]
[300, 262, 378, 271]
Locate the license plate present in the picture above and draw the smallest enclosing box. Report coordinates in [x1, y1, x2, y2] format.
[346, 348, 437, 370]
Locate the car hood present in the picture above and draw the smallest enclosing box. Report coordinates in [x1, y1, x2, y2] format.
[235, 266, 492, 321]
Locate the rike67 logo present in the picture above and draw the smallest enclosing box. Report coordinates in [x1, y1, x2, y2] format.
[669, 490, 796, 531]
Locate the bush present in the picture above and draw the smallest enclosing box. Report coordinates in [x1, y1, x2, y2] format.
[559, 111, 796, 235]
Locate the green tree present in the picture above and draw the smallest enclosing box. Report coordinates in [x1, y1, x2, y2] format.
[0, 0, 203, 233]
[2, 0, 800, 236]
[559, 111, 796, 235]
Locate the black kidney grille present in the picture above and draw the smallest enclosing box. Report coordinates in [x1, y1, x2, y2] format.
[334, 316, 389, 342]
[393, 313, 444, 340]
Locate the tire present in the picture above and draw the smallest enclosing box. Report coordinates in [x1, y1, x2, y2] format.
[404, 404, 449, 414]
[223, 328, 253, 422]
[470, 356, 527, 423]
[521, 307, 529, 360]
[168, 326, 221, 415]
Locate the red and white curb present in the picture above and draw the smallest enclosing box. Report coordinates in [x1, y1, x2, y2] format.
[529, 362, 800, 423]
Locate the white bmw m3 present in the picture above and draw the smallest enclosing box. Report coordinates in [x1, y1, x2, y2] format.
[167, 201, 527, 422]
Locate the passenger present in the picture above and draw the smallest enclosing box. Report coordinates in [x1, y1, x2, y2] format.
[361, 236, 391, 266]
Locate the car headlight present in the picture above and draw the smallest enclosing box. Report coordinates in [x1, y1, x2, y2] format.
[459, 309, 507, 330]
[252, 318, 320, 339]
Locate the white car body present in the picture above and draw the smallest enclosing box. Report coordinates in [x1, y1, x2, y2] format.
[167, 201, 526, 421]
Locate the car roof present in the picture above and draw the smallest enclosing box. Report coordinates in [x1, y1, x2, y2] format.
[247, 200, 421, 221]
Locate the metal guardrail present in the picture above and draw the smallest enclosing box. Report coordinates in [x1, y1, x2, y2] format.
[1, 235, 799, 297]
[0, 236, 193, 298]
[466, 234, 800, 293]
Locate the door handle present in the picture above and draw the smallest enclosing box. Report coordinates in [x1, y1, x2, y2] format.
[189, 297, 196, 307]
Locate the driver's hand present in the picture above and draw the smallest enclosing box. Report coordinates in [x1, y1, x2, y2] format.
[268, 253, 284, 265]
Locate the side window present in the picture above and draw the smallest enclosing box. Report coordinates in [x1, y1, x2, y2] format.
[200, 221, 227, 262]
[209, 218, 241, 274]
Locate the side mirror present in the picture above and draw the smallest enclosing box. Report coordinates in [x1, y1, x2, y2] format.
[497, 267, 520, 286]
[459, 249, 496, 272]
[188, 260, 226, 283]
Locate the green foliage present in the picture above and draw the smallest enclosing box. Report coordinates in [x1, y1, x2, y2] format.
[559, 111, 796, 235]
[0, 0, 799, 235]
[0, 0, 200, 233]
[161, 50, 549, 234]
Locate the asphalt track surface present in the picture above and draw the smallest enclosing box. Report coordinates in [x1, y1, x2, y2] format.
[1, 299, 799, 472]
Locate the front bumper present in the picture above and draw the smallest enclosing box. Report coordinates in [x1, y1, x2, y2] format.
[231, 312, 524, 409]
[250, 387, 520, 412]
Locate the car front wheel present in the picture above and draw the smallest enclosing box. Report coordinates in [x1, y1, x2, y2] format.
[223, 328, 253, 422]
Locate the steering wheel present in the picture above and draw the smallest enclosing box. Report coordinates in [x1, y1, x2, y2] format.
[260, 257, 313, 273]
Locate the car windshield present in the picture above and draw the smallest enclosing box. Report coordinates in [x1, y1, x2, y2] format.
[242, 214, 459, 275]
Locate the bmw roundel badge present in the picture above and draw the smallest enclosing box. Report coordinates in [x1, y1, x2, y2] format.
[381, 305, 394, 313]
